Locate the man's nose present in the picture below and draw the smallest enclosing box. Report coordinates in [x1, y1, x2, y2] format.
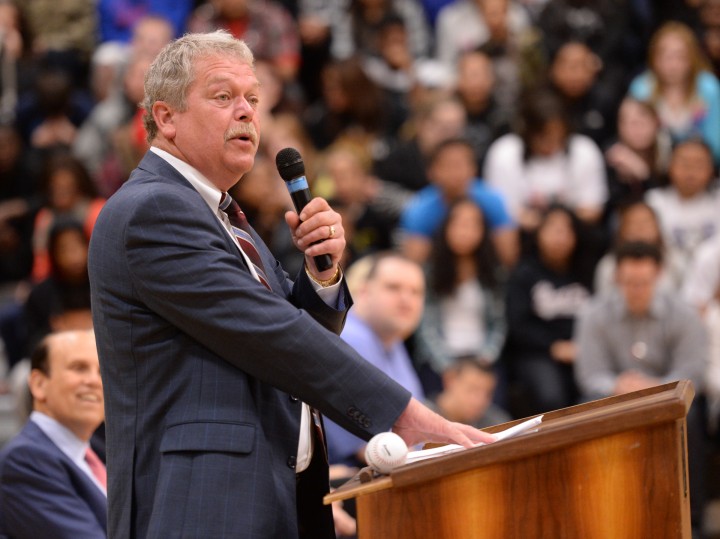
[234, 97, 255, 120]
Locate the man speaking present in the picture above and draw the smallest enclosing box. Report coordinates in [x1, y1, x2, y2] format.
[88, 31, 493, 539]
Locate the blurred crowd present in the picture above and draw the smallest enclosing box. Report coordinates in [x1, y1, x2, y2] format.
[1, 0, 720, 535]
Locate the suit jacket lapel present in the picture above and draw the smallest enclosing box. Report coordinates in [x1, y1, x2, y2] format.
[136, 152, 283, 294]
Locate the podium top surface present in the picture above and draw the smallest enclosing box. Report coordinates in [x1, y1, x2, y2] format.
[325, 380, 694, 504]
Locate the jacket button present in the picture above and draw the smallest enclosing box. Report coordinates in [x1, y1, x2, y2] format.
[289, 395, 299, 402]
[287, 456, 296, 470]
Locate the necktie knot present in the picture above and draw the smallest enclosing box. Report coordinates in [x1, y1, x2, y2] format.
[219, 192, 271, 290]
[219, 192, 248, 228]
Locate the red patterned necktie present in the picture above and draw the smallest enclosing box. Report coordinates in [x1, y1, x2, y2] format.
[85, 447, 107, 489]
[219, 193, 271, 290]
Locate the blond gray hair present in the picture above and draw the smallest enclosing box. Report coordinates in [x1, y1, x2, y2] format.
[142, 30, 255, 142]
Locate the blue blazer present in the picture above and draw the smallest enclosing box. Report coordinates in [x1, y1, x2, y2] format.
[88, 152, 411, 539]
[0, 420, 107, 539]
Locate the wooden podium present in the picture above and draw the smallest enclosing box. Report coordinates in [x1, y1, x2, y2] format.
[326, 381, 695, 539]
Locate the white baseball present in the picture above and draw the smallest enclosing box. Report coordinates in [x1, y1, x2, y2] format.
[365, 432, 408, 474]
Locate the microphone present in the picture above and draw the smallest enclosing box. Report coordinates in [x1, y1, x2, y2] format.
[275, 147, 333, 272]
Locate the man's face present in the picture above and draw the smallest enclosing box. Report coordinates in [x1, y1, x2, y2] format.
[359, 258, 425, 343]
[161, 54, 261, 191]
[616, 259, 661, 316]
[31, 332, 104, 441]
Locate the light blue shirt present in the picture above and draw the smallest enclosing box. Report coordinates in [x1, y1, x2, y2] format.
[30, 411, 106, 496]
[324, 312, 425, 466]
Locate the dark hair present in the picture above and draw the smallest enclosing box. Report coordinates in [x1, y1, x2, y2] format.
[41, 151, 98, 200]
[665, 137, 717, 187]
[614, 241, 663, 266]
[47, 217, 89, 277]
[516, 90, 570, 162]
[447, 354, 495, 376]
[614, 200, 665, 251]
[427, 136, 477, 169]
[529, 203, 594, 289]
[321, 57, 386, 135]
[430, 197, 499, 296]
[30, 336, 51, 376]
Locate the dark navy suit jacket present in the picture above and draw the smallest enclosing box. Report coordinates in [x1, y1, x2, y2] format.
[0, 420, 107, 538]
[88, 152, 411, 539]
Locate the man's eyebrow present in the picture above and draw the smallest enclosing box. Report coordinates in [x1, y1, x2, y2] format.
[206, 74, 261, 90]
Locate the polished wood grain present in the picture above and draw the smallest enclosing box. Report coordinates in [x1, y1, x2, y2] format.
[331, 381, 693, 539]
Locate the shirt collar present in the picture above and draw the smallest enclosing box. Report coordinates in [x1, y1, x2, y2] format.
[30, 411, 88, 463]
[612, 288, 666, 320]
[150, 146, 224, 212]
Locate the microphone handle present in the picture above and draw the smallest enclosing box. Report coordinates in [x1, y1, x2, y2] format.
[288, 186, 333, 272]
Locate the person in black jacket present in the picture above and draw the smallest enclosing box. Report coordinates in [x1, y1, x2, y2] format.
[503, 204, 593, 417]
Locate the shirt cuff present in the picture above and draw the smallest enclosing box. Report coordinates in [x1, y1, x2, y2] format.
[306, 268, 343, 307]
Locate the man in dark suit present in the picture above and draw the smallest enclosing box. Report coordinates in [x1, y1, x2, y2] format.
[88, 30, 494, 539]
[0, 330, 107, 538]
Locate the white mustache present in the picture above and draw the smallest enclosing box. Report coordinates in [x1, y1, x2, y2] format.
[224, 125, 257, 144]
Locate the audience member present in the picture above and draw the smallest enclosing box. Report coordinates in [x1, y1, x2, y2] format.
[0, 0, 34, 125]
[504, 204, 592, 416]
[188, 0, 301, 82]
[0, 124, 37, 287]
[471, 1, 546, 121]
[324, 252, 427, 468]
[14, 66, 94, 154]
[399, 137, 517, 266]
[30, 153, 104, 282]
[303, 56, 399, 153]
[73, 53, 153, 195]
[360, 14, 434, 128]
[329, 0, 431, 62]
[537, 0, 633, 79]
[434, 0, 531, 72]
[0, 329, 106, 538]
[545, 40, 619, 147]
[21, 0, 97, 85]
[23, 218, 92, 358]
[683, 232, 720, 312]
[318, 143, 395, 267]
[427, 355, 511, 428]
[454, 47, 512, 168]
[682, 231, 720, 438]
[373, 94, 466, 193]
[574, 240, 707, 533]
[628, 21, 720, 164]
[594, 201, 683, 296]
[483, 90, 607, 232]
[703, 286, 720, 435]
[700, 0, 720, 76]
[418, 197, 506, 375]
[604, 97, 670, 215]
[645, 138, 720, 279]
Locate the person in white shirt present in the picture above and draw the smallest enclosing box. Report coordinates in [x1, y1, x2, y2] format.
[483, 90, 607, 232]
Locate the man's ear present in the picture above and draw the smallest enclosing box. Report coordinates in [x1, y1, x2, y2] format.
[28, 369, 48, 403]
[152, 101, 177, 140]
